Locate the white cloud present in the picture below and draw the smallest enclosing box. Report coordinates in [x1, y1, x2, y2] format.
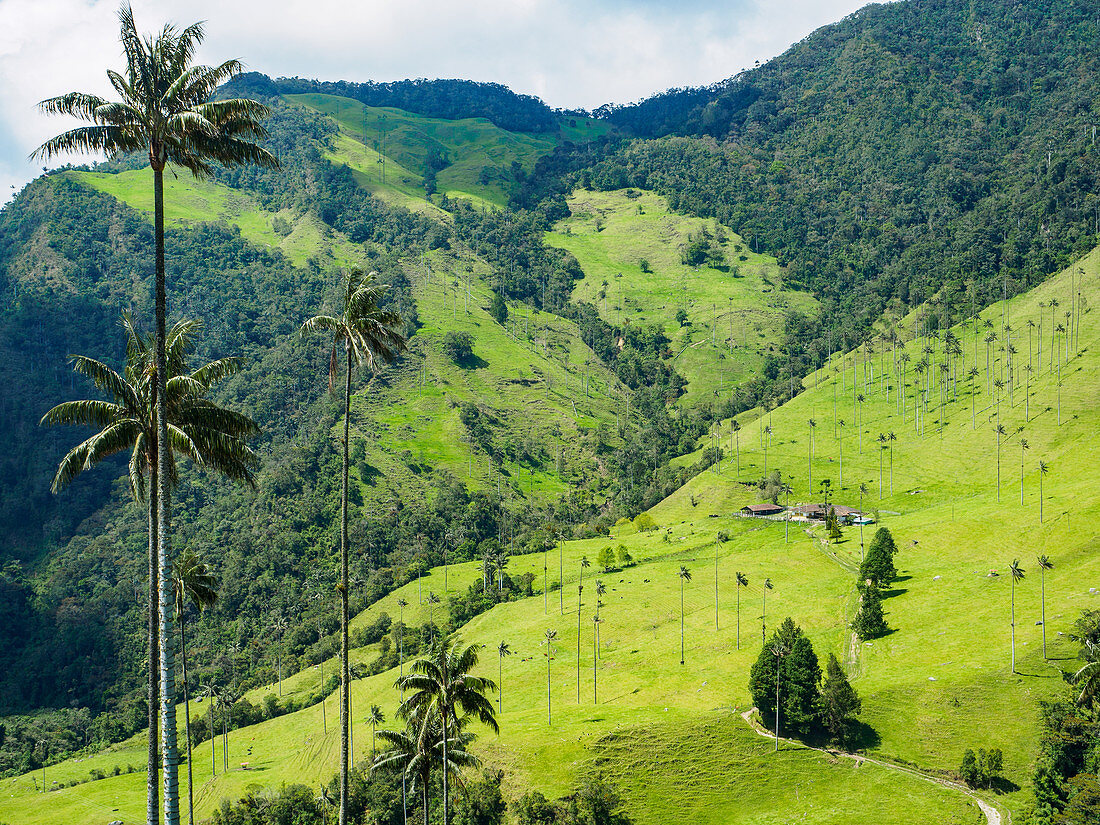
[0, 0, 869, 201]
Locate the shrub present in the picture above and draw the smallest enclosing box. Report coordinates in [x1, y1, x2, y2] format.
[443, 330, 475, 364]
[632, 513, 656, 532]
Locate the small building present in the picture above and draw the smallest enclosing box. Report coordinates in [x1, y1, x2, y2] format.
[789, 503, 827, 520]
[740, 503, 785, 517]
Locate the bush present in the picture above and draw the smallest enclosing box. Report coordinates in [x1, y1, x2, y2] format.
[443, 330, 475, 364]
[597, 546, 616, 572]
[632, 513, 656, 532]
[615, 545, 634, 567]
[489, 292, 508, 324]
[960, 747, 1003, 788]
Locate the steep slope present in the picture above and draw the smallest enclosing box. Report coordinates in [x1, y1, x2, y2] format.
[290, 92, 609, 208]
[591, 0, 1100, 350]
[545, 188, 819, 406]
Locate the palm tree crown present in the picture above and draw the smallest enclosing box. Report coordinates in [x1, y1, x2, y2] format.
[32, 6, 276, 176]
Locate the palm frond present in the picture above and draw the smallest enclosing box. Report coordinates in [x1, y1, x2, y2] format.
[40, 399, 125, 429]
[36, 92, 109, 120]
[31, 125, 141, 162]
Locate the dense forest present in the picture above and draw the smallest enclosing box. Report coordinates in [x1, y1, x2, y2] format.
[578, 0, 1100, 346]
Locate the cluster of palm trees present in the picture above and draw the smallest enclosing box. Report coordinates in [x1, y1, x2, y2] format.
[1006, 555, 1056, 674]
[34, 9, 408, 825]
[372, 638, 498, 825]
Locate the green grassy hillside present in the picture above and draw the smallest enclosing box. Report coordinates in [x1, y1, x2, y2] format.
[0, 507, 982, 825]
[65, 167, 623, 507]
[343, 246, 623, 504]
[68, 169, 366, 270]
[666, 246, 1100, 815]
[287, 93, 609, 208]
[545, 188, 819, 406]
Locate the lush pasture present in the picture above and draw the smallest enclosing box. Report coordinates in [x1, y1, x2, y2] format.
[545, 189, 819, 406]
[68, 169, 366, 269]
[287, 93, 608, 208]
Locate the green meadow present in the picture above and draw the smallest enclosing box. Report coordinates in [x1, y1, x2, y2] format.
[545, 188, 820, 406]
[287, 93, 609, 208]
[68, 169, 366, 270]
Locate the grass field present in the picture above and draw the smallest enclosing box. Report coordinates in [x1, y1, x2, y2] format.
[287, 93, 609, 208]
[545, 189, 819, 407]
[68, 169, 366, 270]
[340, 246, 624, 506]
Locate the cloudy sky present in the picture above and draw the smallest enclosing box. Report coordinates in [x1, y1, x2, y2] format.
[0, 0, 871, 200]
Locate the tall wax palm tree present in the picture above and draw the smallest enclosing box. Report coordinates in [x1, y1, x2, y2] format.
[714, 535, 723, 628]
[373, 711, 476, 825]
[762, 578, 773, 646]
[34, 13, 276, 822]
[1009, 559, 1025, 673]
[397, 598, 408, 684]
[302, 268, 406, 825]
[1039, 461, 1050, 523]
[367, 704, 384, 755]
[807, 419, 817, 494]
[995, 424, 1007, 501]
[171, 550, 218, 825]
[771, 641, 789, 751]
[576, 583, 584, 701]
[763, 425, 773, 476]
[858, 483, 869, 560]
[876, 433, 887, 498]
[1020, 439, 1030, 505]
[396, 638, 498, 825]
[732, 419, 741, 477]
[735, 572, 748, 650]
[887, 432, 896, 494]
[271, 615, 290, 697]
[496, 642, 512, 712]
[196, 683, 219, 776]
[679, 566, 692, 665]
[427, 593, 441, 645]
[543, 629, 558, 725]
[41, 316, 257, 825]
[836, 419, 845, 488]
[594, 580, 606, 658]
[592, 614, 600, 703]
[1037, 555, 1054, 660]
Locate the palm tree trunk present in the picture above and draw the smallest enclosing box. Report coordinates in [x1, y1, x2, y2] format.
[340, 345, 352, 825]
[180, 615, 194, 825]
[422, 777, 429, 825]
[1041, 569, 1048, 659]
[680, 579, 685, 665]
[208, 703, 215, 777]
[147, 475, 160, 825]
[154, 161, 181, 825]
[736, 585, 740, 650]
[1011, 580, 1016, 673]
[442, 711, 449, 825]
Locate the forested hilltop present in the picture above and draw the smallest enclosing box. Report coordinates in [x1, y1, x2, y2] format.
[3, 0, 1100, 813]
[548, 0, 1100, 359]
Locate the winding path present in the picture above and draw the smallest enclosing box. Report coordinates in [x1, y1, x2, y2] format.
[739, 709, 1002, 825]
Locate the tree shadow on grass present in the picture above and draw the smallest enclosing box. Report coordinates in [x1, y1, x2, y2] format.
[357, 462, 383, 486]
[454, 353, 488, 370]
[881, 587, 908, 598]
[846, 720, 882, 751]
[988, 776, 1021, 794]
